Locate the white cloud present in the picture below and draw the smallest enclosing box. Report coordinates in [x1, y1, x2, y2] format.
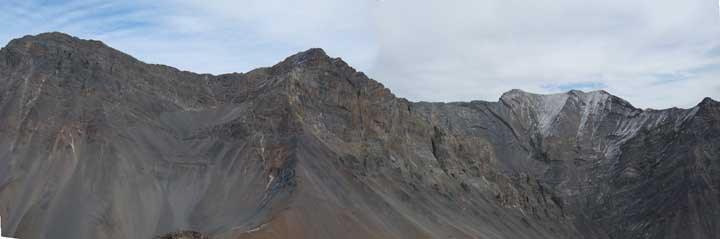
[1, 0, 718, 109]
[367, 0, 720, 109]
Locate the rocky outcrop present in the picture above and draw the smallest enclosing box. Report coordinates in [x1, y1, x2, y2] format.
[155, 231, 208, 239]
[0, 33, 718, 239]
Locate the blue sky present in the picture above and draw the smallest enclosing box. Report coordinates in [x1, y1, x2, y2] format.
[1, 0, 719, 109]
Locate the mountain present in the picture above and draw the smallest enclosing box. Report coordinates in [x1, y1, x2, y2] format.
[0, 32, 718, 239]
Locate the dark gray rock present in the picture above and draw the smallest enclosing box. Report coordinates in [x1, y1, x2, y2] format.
[0, 33, 718, 239]
[155, 231, 208, 239]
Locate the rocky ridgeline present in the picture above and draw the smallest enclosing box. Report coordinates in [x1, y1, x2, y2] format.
[0, 33, 718, 239]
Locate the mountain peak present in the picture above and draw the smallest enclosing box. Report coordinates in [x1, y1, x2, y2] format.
[500, 89, 569, 102]
[500, 88, 612, 99]
[699, 97, 718, 106]
[295, 48, 330, 58]
[268, 48, 354, 77]
[500, 89, 632, 110]
[23, 32, 78, 41]
[4, 32, 106, 51]
[696, 97, 719, 114]
[568, 89, 611, 96]
[0, 32, 138, 72]
[503, 88, 528, 94]
[277, 48, 335, 68]
[499, 89, 533, 101]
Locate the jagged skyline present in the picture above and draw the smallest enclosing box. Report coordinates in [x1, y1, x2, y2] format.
[1, 1, 718, 108]
[1, 32, 718, 239]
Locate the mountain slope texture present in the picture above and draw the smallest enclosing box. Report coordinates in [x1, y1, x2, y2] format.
[0, 33, 718, 239]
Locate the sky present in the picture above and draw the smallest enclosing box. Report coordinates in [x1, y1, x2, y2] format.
[1, 0, 719, 109]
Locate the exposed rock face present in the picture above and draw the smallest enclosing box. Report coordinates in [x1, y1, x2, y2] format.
[0, 32, 718, 239]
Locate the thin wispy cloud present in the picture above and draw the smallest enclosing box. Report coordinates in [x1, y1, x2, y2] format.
[0, 0, 718, 109]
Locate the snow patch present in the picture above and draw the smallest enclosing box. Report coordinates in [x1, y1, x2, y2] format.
[535, 93, 570, 135]
[578, 91, 610, 133]
[500, 90, 570, 136]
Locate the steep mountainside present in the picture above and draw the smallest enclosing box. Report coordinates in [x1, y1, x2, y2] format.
[0, 33, 718, 239]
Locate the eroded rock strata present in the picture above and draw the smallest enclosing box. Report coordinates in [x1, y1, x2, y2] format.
[0, 33, 718, 239]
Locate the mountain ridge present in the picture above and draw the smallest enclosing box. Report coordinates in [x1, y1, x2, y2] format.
[0, 32, 718, 239]
[4, 32, 713, 109]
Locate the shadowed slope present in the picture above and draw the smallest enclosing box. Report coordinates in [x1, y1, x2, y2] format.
[0, 33, 718, 239]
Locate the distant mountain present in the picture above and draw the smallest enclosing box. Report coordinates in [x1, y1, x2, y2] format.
[0, 32, 718, 239]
